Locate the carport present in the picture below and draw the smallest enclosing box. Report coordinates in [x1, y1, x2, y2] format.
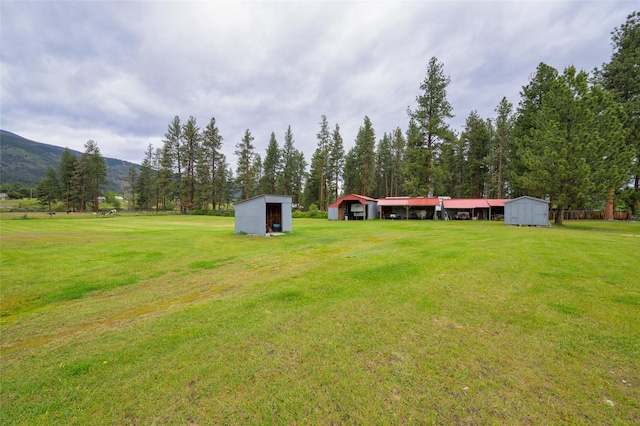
[328, 194, 378, 220]
[377, 197, 440, 219]
[442, 198, 510, 220]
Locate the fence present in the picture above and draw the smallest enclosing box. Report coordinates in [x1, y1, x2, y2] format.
[549, 210, 631, 221]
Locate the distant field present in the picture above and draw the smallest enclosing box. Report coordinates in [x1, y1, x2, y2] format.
[1, 215, 639, 424]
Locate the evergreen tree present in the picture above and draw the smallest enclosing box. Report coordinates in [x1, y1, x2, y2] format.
[164, 116, 183, 206]
[58, 148, 77, 212]
[403, 118, 427, 196]
[260, 132, 281, 195]
[492, 97, 513, 198]
[136, 144, 155, 211]
[315, 115, 331, 210]
[375, 132, 393, 198]
[407, 57, 454, 195]
[292, 150, 307, 208]
[80, 140, 107, 212]
[599, 12, 640, 215]
[199, 116, 224, 210]
[352, 116, 376, 196]
[252, 153, 263, 196]
[587, 81, 632, 218]
[462, 111, 493, 198]
[124, 165, 137, 211]
[305, 148, 323, 208]
[342, 147, 359, 196]
[157, 142, 173, 211]
[280, 126, 296, 196]
[514, 65, 628, 224]
[181, 116, 201, 212]
[36, 167, 60, 211]
[235, 129, 256, 200]
[511, 63, 559, 196]
[327, 123, 345, 203]
[223, 166, 237, 208]
[390, 127, 406, 197]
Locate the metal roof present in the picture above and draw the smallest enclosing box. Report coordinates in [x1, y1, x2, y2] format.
[328, 194, 377, 208]
[443, 198, 509, 209]
[486, 199, 508, 207]
[377, 197, 440, 207]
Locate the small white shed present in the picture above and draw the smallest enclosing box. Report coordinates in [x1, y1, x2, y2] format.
[504, 196, 550, 227]
[235, 195, 292, 235]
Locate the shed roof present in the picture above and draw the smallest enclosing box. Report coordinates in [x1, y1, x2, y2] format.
[234, 194, 292, 205]
[504, 196, 549, 204]
[377, 197, 440, 207]
[328, 194, 377, 208]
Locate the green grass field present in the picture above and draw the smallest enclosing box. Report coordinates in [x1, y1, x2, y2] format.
[1, 213, 639, 424]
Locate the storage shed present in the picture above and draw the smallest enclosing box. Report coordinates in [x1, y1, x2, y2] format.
[504, 196, 550, 226]
[234, 195, 292, 235]
[328, 194, 378, 220]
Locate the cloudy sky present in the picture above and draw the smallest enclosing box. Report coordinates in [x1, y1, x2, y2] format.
[1, 1, 637, 165]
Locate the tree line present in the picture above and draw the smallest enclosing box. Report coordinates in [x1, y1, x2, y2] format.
[36, 13, 638, 224]
[306, 13, 638, 224]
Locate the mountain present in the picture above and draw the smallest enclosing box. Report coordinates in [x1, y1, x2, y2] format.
[0, 130, 140, 193]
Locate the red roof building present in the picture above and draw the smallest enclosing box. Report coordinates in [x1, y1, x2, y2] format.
[442, 198, 509, 220]
[377, 197, 440, 220]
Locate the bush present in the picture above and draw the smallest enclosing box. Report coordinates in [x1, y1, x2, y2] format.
[193, 210, 235, 217]
[292, 209, 328, 219]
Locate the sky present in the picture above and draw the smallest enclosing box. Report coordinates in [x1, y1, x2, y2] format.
[1, 1, 637, 166]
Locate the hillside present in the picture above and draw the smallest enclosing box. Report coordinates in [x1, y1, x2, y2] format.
[0, 130, 139, 193]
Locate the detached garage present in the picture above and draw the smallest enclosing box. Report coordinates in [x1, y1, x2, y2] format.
[235, 195, 292, 235]
[504, 196, 550, 227]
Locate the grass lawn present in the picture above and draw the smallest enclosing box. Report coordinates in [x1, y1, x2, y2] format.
[1, 213, 639, 424]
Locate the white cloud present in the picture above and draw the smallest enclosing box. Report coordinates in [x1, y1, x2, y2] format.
[1, 1, 636, 164]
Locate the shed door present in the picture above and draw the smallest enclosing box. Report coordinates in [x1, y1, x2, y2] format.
[266, 203, 282, 231]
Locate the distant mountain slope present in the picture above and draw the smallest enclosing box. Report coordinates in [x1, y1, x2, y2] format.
[0, 130, 140, 193]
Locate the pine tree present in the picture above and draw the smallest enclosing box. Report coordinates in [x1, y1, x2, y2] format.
[136, 144, 155, 211]
[462, 111, 493, 198]
[124, 165, 137, 211]
[36, 167, 60, 211]
[353, 116, 376, 196]
[315, 115, 331, 210]
[407, 57, 454, 195]
[82, 140, 107, 213]
[164, 116, 183, 208]
[235, 129, 256, 200]
[292, 150, 307, 208]
[511, 63, 559, 196]
[403, 118, 427, 196]
[599, 12, 640, 215]
[493, 97, 513, 198]
[390, 127, 406, 197]
[280, 126, 296, 196]
[260, 132, 281, 195]
[58, 148, 77, 212]
[514, 65, 628, 224]
[375, 132, 393, 198]
[200, 116, 224, 210]
[181, 116, 201, 212]
[327, 123, 345, 203]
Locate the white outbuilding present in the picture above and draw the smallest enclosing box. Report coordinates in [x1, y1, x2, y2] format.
[504, 196, 550, 227]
